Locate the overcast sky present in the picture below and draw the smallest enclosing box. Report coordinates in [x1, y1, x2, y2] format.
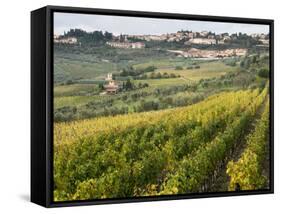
[54, 12, 269, 36]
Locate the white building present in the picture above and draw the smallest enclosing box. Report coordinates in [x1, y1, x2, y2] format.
[186, 38, 216, 45]
[259, 39, 269, 45]
[54, 37, 78, 44]
[106, 41, 145, 49]
[131, 42, 145, 49]
[104, 73, 119, 94]
[200, 31, 209, 37]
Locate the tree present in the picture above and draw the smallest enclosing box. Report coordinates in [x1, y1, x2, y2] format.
[252, 55, 257, 64]
[156, 73, 162, 79]
[65, 79, 74, 85]
[104, 31, 113, 41]
[150, 72, 156, 79]
[143, 66, 157, 73]
[119, 34, 125, 42]
[170, 73, 176, 78]
[125, 79, 133, 90]
[258, 68, 269, 78]
[240, 58, 250, 69]
[98, 83, 104, 90]
[143, 83, 149, 88]
[175, 66, 183, 70]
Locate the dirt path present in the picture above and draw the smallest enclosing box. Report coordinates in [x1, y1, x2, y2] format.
[208, 97, 268, 192]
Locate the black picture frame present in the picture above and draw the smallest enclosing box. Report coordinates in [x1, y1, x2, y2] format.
[31, 5, 274, 208]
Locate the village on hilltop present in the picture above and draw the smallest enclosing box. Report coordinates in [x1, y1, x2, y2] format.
[54, 30, 269, 48]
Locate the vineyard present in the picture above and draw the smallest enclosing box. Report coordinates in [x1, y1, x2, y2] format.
[53, 87, 270, 201]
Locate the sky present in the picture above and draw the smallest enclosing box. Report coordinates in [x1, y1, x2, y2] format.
[54, 12, 269, 36]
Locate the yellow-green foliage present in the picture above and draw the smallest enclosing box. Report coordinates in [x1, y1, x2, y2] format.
[54, 88, 268, 201]
[160, 88, 267, 194]
[227, 98, 269, 191]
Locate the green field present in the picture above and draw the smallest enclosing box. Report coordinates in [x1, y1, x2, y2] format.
[54, 45, 269, 124]
[133, 78, 189, 87]
[155, 61, 239, 80]
[54, 60, 240, 110]
[54, 95, 98, 108]
[54, 49, 240, 85]
[54, 84, 99, 97]
[54, 81, 189, 109]
[133, 57, 196, 70]
[54, 57, 118, 82]
[54, 49, 176, 83]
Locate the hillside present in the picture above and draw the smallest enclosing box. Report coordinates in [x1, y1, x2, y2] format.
[54, 87, 270, 201]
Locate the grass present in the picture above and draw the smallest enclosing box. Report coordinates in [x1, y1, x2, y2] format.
[54, 85, 153, 109]
[133, 57, 195, 70]
[54, 84, 99, 97]
[153, 61, 239, 81]
[54, 50, 170, 83]
[54, 96, 99, 108]
[54, 57, 119, 82]
[134, 78, 189, 87]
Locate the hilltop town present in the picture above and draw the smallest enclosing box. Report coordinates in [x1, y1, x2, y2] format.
[54, 29, 269, 53]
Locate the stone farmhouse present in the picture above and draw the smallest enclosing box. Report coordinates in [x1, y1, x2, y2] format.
[104, 73, 119, 94]
[106, 41, 145, 49]
[185, 38, 217, 45]
[54, 36, 78, 44]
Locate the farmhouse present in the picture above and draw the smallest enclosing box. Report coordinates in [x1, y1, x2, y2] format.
[259, 39, 269, 45]
[232, 48, 248, 56]
[54, 37, 78, 44]
[104, 73, 119, 94]
[200, 31, 209, 37]
[131, 42, 146, 49]
[106, 41, 145, 49]
[106, 42, 131, 48]
[128, 34, 169, 41]
[185, 38, 217, 45]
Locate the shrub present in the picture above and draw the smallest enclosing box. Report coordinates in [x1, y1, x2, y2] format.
[258, 68, 269, 78]
[175, 66, 183, 70]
